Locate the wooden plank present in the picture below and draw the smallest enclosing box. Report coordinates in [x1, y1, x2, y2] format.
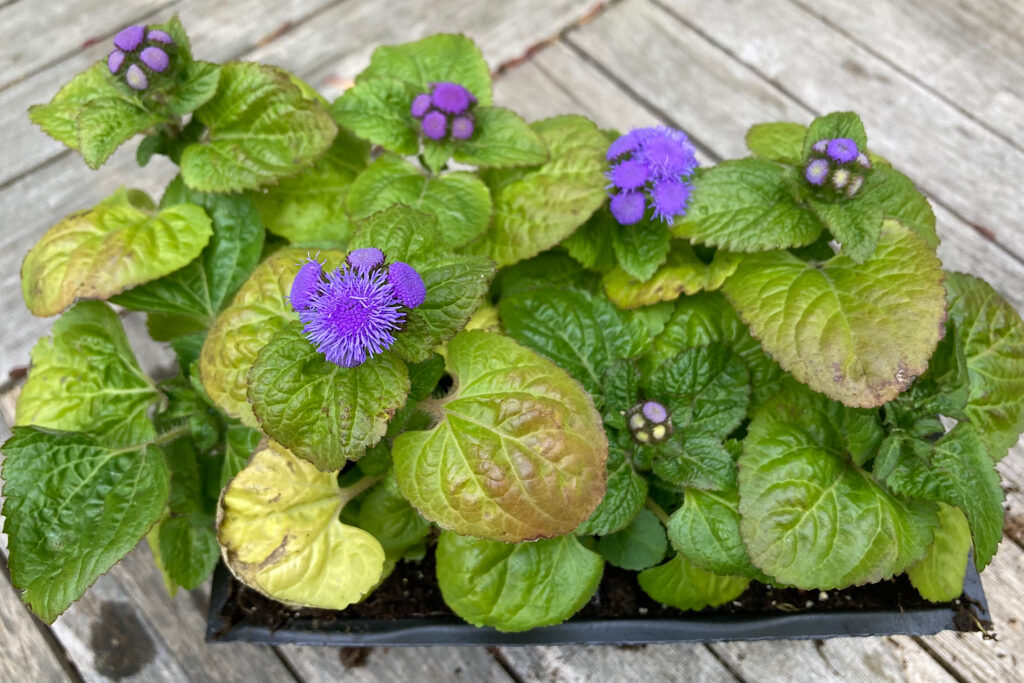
[0, 0, 173, 90]
[791, 0, 1024, 145]
[0, 559, 75, 683]
[277, 644, 515, 683]
[645, 0, 1024, 265]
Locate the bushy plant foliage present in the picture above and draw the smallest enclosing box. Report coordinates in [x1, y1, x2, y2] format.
[5, 19, 1023, 632]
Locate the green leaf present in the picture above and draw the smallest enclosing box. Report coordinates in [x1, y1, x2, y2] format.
[217, 441, 386, 609]
[875, 424, 1003, 570]
[672, 159, 823, 252]
[1, 427, 170, 623]
[745, 121, 806, 165]
[253, 128, 370, 244]
[667, 486, 763, 578]
[221, 424, 260, 490]
[181, 63, 337, 192]
[387, 354, 446, 437]
[358, 34, 492, 104]
[468, 116, 608, 266]
[451, 107, 548, 168]
[603, 241, 742, 309]
[808, 197, 884, 263]
[166, 60, 221, 117]
[562, 208, 618, 273]
[738, 385, 937, 588]
[493, 250, 602, 298]
[802, 111, 868, 158]
[499, 287, 651, 397]
[348, 206, 496, 362]
[946, 272, 1024, 456]
[357, 474, 430, 559]
[722, 220, 946, 407]
[248, 324, 410, 470]
[611, 219, 672, 282]
[907, 504, 972, 602]
[597, 508, 667, 570]
[199, 248, 346, 426]
[891, 319, 969, 422]
[113, 177, 264, 325]
[330, 78, 419, 155]
[393, 331, 608, 541]
[435, 531, 602, 632]
[21, 188, 213, 317]
[15, 301, 159, 447]
[574, 442, 647, 536]
[857, 163, 938, 248]
[637, 553, 749, 611]
[652, 435, 737, 491]
[346, 154, 492, 247]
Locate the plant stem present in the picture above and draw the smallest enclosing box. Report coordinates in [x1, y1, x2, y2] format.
[645, 497, 670, 525]
[338, 474, 383, 507]
[150, 424, 191, 448]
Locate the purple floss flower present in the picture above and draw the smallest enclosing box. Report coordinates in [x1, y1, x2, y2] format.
[421, 111, 447, 140]
[113, 25, 145, 51]
[347, 247, 385, 273]
[430, 82, 475, 114]
[805, 158, 830, 186]
[826, 137, 859, 163]
[147, 29, 173, 44]
[140, 46, 169, 72]
[650, 178, 692, 224]
[607, 130, 643, 160]
[607, 158, 649, 191]
[387, 262, 426, 308]
[299, 267, 405, 368]
[636, 126, 699, 179]
[856, 152, 872, 169]
[108, 50, 125, 74]
[811, 139, 829, 154]
[451, 115, 474, 140]
[610, 191, 646, 225]
[290, 259, 324, 312]
[410, 93, 432, 119]
[832, 167, 852, 190]
[125, 64, 148, 90]
[641, 400, 668, 423]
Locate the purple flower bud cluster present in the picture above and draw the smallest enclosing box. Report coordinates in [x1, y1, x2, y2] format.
[289, 249, 427, 368]
[107, 25, 174, 91]
[410, 82, 477, 141]
[804, 137, 872, 198]
[626, 400, 673, 445]
[606, 126, 700, 226]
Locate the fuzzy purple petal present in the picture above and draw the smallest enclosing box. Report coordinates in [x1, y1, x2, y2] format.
[125, 64, 148, 90]
[421, 111, 447, 140]
[811, 139, 829, 154]
[610, 191, 646, 225]
[642, 400, 668, 423]
[290, 259, 324, 312]
[430, 82, 473, 114]
[451, 116, 474, 140]
[826, 137, 859, 164]
[147, 29, 173, 44]
[607, 130, 643, 161]
[410, 93, 432, 119]
[387, 261, 426, 308]
[113, 25, 145, 52]
[804, 158, 830, 186]
[637, 126, 699, 179]
[347, 247, 385, 273]
[107, 50, 125, 74]
[651, 178, 692, 224]
[140, 47, 169, 72]
[607, 158, 649, 191]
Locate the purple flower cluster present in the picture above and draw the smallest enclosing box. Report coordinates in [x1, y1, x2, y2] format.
[290, 249, 426, 368]
[606, 126, 700, 226]
[626, 400, 673, 445]
[410, 82, 477, 141]
[107, 25, 174, 91]
[804, 137, 872, 197]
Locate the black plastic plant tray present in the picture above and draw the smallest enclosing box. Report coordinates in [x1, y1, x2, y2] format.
[206, 562, 990, 646]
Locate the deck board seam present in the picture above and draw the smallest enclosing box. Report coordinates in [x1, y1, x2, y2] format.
[912, 634, 973, 683]
[703, 642, 750, 682]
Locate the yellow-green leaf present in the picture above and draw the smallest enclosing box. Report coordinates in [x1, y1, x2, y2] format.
[603, 241, 742, 309]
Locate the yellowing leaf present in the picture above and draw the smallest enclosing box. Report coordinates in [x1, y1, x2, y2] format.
[603, 241, 741, 309]
[217, 441, 385, 610]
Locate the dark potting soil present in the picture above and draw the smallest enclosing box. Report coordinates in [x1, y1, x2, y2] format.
[215, 547, 990, 635]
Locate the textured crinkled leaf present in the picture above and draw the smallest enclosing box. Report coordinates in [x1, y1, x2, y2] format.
[1, 427, 170, 623]
[652, 434, 737, 491]
[198, 248, 345, 426]
[808, 197, 884, 263]
[357, 33, 493, 105]
[248, 324, 410, 470]
[348, 206, 495, 362]
[469, 116, 608, 266]
[946, 272, 1024, 456]
[802, 111, 868, 158]
[738, 385, 937, 588]
[217, 441, 385, 609]
[574, 441, 647, 536]
[330, 78, 419, 155]
[858, 163, 938, 248]
[562, 208, 618, 274]
[16, 301, 159, 447]
[29, 62, 119, 149]
[451, 107, 547, 168]
[220, 424, 261, 490]
[499, 287, 651, 397]
[611, 219, 672, 282]
[907, 504, 971, 602]
[357, 474, 430, 559]
[493, 250, 602, 298]
[21, 189, 213, 317]
[722, 221, 946, 407]
[113, 177, 264, 324]
[393, 331, 608, 541]
[745, 121, 806, 165]
[346, 154, 492, 247]
[436, 531, 602, 632]
[672, 159, 823, 252]
[601, 359, 643, 426]
[875, 424, 1003, 570]
[597, 508, 667, 571]
[604, 241, 742, 309]
[668, 486, 763, 579]
[181, 63, 337, 192]
[253, 128, 369, 244]
[166, 60, 221, 116]
[638, 553, 749, 611]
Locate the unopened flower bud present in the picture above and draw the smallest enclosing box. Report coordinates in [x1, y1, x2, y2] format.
[108, 50, 125, 74]
[125, 64, 148, 90]
[347, 247, 385, 273]
[113, 25, 145, 52]
[421, 111, 447, 141]
[626, 400, 673, 445]
[451, 115, 474, 140]
[387, 261, 426, 308]
[140, 47, 169, 72]
[805, 158, 830, 186]
[410, 93, 432, 119]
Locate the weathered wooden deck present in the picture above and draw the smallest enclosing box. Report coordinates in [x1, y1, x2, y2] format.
[1, 0, 1023, 681]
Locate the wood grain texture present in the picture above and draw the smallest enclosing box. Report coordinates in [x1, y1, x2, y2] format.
[0, 561, 74, 683]
[277, 644, 515, 683]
